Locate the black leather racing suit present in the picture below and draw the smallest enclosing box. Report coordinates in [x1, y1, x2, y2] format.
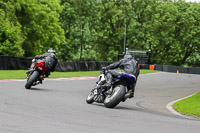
[106, 57, 139, 78]
[104, 57, 139, 97]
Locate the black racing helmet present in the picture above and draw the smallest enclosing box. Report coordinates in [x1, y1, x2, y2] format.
[124, 53, 133, 59]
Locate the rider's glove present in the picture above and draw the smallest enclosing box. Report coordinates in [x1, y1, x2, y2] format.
[32, 59, 35, 62]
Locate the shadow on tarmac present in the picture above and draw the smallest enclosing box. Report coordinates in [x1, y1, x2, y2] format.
[26, 87, 51, 91]
[91, 102, 198, 121]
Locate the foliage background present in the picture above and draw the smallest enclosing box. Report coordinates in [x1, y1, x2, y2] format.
[1, 0, 200, 66]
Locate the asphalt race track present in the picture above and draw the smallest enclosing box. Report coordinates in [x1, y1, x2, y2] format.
[0, 72, 200, 133]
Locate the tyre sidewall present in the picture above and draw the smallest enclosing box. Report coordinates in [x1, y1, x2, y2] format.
[25, 71, 39, 89]
[104, 85, 126, 108]
[86, 91, 94, 104]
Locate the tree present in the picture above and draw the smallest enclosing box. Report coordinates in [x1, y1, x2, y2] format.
[60, 0, 102, 61]
[95, 0, 133, 61]
[174, 1, 200, 66]
[15, 0, 65, 58]
[0, 0, 24, 56]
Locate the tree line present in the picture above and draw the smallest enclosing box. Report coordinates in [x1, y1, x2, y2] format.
[0, 0, 200, 66]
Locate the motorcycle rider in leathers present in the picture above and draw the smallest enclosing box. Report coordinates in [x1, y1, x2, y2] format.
[27, 48, 58, 83]
[102, 53, 139, 98]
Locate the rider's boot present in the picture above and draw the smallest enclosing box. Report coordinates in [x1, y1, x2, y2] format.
[128, 90, 134, 98]
[122, 84, 135, 102]
[128, 84, 135, 98]
[39, 79, 43, 84]
[39, 75, 44, 84]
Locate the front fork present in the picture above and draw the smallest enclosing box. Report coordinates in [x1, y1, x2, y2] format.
[93, 83, 113, 97]
[92, 84, 106, 103]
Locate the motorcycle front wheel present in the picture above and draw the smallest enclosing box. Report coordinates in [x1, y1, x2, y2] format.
[86, 91, 94, 104]
[25, 71, 39, 89]
[104, 85, 126, 108]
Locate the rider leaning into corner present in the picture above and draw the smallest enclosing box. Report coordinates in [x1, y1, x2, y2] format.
[27, 48, 58, 83]
[102, 53, 140, 99]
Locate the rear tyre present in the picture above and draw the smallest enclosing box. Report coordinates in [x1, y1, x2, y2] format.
[25, 71, 39, 89]
[104, 85, 126, 108]
[86, 92, 94, 104]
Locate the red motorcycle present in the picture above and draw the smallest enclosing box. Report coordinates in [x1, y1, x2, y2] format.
[25, 58, 47, 89]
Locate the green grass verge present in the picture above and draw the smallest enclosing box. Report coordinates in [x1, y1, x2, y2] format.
[173, 92, 200, 119]
[0, 69, 160, 80]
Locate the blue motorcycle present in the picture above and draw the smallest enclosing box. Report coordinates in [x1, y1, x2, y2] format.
[86, 70, 136, 108]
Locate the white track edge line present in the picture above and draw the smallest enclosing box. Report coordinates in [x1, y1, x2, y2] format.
[166, 94, 196, 119]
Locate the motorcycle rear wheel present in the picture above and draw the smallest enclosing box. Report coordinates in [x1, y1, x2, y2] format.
[104, 85, 126, 108]
[25, 71, 39, 89]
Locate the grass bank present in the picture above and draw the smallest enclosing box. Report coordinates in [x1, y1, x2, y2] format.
[173, 92, 200, 119]
[0, 69, 160, 80]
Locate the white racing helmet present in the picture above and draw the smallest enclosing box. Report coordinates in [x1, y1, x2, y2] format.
[48, 48, 55, 53]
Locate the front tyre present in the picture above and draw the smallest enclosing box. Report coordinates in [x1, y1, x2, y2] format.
[86, 92, 94, 104]
[25, 71, 39, 89]
[104, 85, 126, 108]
